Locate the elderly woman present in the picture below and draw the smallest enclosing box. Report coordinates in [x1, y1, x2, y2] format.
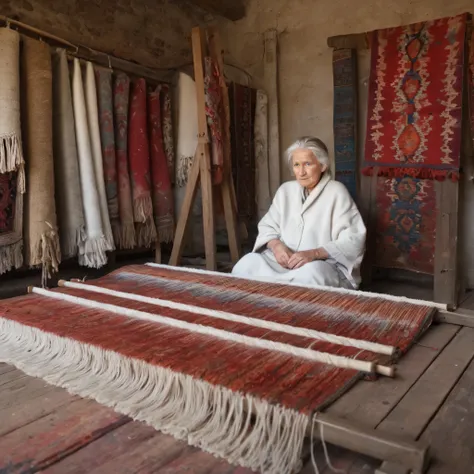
[232, 136, 366, 289]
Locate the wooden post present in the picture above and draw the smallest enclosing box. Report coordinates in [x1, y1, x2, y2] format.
[207, 27, 241, 264]
[168, 26, 241, 270]
[264, 29, 280, 197]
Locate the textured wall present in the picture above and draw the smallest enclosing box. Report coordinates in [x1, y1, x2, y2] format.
[218, 0, 473, 181]
[2, 0, 208, 68]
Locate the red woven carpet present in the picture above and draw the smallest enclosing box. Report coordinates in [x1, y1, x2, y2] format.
[375, 177, 437, 274]
[364, 14, 467, 181]
[0, 264, 435, 473]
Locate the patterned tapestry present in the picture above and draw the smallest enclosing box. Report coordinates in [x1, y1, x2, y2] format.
[375, 177, 436, 274]
[332, 48, 358, 201]
[229, 83, 257, 230]
[364, 14, 467, 181]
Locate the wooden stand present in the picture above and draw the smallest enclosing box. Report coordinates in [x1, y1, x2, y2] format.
[167, 27, 240, 271]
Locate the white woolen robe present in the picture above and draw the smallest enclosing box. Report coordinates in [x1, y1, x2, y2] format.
[232, 173, 366, 289]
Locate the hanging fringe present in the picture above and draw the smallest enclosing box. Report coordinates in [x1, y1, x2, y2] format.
[111, 219, 122, 249]
[0, 318, 309, 474]
[29, 227, 61, 288]
[61, 225, 87, 260]
[136, 217, 157, 248]
[155, 218, 175, 244]
[176, 154, 194, 188]
[0, 240, 23, 275]
[79, 235, 109, 269]
[133, 195, 154, 224]
[0, 135, 25, 193]
[119, 223, 137, 250]
[361, 165, 460, 182]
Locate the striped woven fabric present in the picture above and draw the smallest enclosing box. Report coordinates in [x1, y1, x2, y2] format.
[0, 264, 435, 474]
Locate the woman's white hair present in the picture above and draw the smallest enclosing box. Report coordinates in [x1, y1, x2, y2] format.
[286, 136, 330, 169]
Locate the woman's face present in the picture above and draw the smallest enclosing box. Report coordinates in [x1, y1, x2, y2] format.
[291, 148, 327, 191]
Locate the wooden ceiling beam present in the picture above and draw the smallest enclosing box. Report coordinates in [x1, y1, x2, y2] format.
[187, 0, 246, 21]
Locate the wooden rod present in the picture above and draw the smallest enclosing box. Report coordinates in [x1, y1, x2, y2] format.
[0, 16, 173, 84]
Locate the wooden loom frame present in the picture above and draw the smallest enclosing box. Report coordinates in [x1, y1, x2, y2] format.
[166, 27, 241, 271]
[327, 20, 473, 310]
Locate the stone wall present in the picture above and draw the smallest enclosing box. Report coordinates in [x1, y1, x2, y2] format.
[2, 0, 208, 68]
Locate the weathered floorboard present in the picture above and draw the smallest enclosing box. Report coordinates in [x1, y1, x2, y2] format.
[377, 327, 474, 439]
[0, 384, 80, 437]
[0, 398, 128, 473]
[326, 324, 459, 425]
[421, 358, 474, 474]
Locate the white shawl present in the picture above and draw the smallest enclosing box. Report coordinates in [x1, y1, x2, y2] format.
[253, 173, 366, 287]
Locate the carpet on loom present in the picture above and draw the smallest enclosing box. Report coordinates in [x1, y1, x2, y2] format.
[84, 62, 115, 252]
[332, 48, 358, 201]
[52, 49, 86, 261]
[374, 177, 437, 274]
[0, 28, 25, 185]
[72, 58, 109, 268]
[22, 37, 61, 285]
[95, 66, 120, 245]
[128, 78, 157, 248]
[0, 263, 434, 474]
[113, 73, 136, 249]
[148, 85, 175, 243]
[229, 82, 257, 230]
[363, 13, 467, 181]
[160, 84, 175, 185]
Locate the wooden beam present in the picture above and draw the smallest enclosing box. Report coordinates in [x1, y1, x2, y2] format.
[436, 308, 474, 328]
[327, 33, 369, 50]
[264, 29, 280, 197]
[313, 413, 429, 474]
[186, 0, 246, 21]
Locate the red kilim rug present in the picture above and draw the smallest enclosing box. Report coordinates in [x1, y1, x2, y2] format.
[0, 264, 436, 474]
[375, 177, 437, 274]
[364, 14, 468, 181]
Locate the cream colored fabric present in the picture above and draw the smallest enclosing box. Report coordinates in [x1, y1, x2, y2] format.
[232, 174, 367, 288]
[72, 58, 108, 268]
[0, 28, 25, 186]
[84, 61, 115, 251]
[22, 37, 61, 285]
[52, 49, 86, 259]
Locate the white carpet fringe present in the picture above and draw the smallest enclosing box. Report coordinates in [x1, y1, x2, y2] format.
[59, 280, 395, 356]
[0, 317, 309, 474]
[0, 135, 25, 192]
[0, 239, 23, 275]
[145, 263, 447, 310]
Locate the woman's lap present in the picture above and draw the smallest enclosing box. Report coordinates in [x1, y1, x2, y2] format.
[231, 252, 350, 289]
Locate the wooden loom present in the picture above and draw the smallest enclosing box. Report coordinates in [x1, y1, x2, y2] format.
[2, 262, 473, 473]
[166, 27, 241, 271]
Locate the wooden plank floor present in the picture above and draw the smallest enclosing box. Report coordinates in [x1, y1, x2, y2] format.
[1, 321, 474, 473]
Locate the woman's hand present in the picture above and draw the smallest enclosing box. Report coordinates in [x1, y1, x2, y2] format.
[287, 248, 329, 270]
[268, 240, 294, 268]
